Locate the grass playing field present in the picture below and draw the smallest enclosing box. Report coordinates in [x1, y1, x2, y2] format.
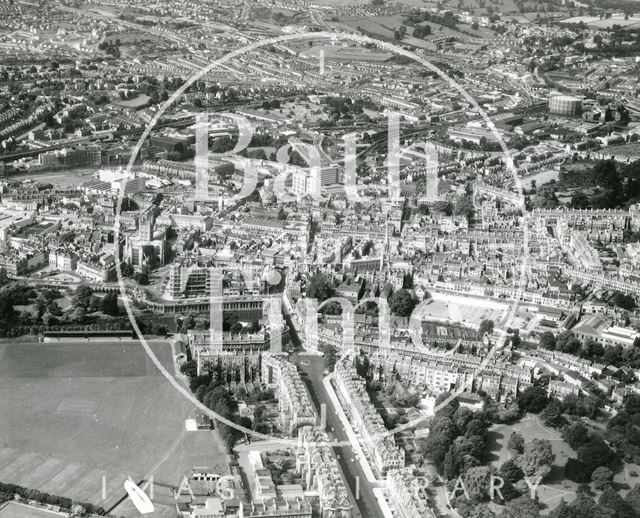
[0, 501, 66, 518]
[0, 341, 228, 518]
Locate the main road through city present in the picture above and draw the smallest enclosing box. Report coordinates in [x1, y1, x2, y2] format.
[293, 352, 386, 518]
[283, 311, 461, 518]
[284, 315, 385, 518]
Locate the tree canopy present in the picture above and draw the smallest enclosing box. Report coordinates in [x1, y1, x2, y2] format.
[306, 272, 335, 303]
[389, 289, 416, 317]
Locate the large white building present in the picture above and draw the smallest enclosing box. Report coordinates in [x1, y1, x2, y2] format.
[572, 314, 640, 348]
[99, 168, 146, 194]
[76, 256, 115, 282]
[48, 249, 77, 271]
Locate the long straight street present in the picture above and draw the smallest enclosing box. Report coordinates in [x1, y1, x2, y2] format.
[282, 310, 386, 518]
[291, 351, 386, 518]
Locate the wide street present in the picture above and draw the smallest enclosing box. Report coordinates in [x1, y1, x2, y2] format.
[291, 351, 386, 518]
[283, 308, 466, 518]
[283, 312, 385, 518]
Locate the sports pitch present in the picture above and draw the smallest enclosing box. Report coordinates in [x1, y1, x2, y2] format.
[0, 341, 228, 518]
[0, 501, 67, 518]
[419, 291, 510, 330]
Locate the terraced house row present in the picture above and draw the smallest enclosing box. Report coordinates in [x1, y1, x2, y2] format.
[262, 354, 317, 436]
[334, 358, 405, 476]
[296, 427, 353, 518]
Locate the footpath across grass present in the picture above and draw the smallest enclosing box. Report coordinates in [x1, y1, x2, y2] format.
[489, 415, 579, 509]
